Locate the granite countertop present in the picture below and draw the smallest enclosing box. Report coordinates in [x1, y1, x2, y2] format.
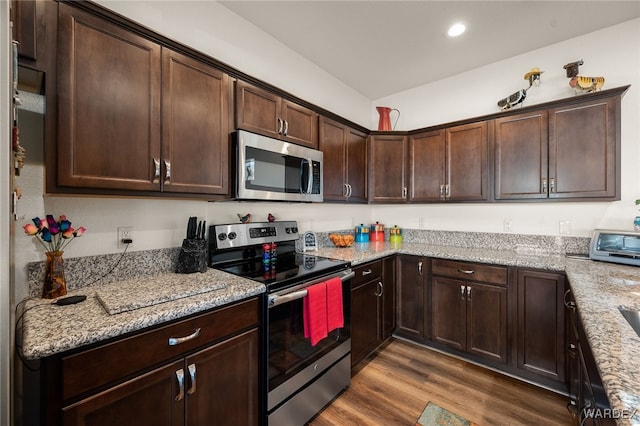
[19, 268, 265, 360]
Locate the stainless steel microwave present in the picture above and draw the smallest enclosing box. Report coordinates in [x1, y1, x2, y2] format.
[233, 130, 323, 202]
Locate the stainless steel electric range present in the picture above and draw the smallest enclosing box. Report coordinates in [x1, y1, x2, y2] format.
[209, 221, 353, 426]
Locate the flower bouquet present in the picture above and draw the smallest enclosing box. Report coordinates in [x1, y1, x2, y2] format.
[23, 215, 86, 299]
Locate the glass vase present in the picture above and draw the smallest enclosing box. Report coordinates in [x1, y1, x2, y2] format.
[43, 251, 67, 299]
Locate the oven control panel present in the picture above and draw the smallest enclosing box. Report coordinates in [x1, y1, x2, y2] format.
[212, 221, 299, 249]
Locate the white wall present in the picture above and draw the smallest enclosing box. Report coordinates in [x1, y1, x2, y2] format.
[372, 18, 640, 237]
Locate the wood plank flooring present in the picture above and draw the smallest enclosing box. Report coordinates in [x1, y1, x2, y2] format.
[310, 339, 574, 426]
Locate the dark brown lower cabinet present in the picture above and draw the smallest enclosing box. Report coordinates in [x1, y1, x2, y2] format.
[565, 289, 615, 425]
[62, 328, 258, 426]
[514, 269, 566, 385]
[30, 298, 260, 426]
[351, 257, 396, 368]
[395, 255, 429, 341]
[431, 277, 507, 364]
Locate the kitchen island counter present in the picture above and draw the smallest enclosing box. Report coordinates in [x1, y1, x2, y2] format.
[316, 242, 640, 425]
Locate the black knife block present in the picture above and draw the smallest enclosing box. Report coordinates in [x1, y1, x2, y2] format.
[175, 239, 208, 274]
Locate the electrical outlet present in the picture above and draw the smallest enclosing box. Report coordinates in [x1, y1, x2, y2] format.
[559, 221, 571, 235]
[118, 226, 133, 248]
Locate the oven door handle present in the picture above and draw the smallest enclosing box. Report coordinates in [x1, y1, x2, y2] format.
[268, 270, 354, 308]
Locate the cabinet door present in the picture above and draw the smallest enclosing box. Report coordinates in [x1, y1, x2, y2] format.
[466, 282, 507, 364]
[494, 111, 549, 199]
[161, 49, 230, 195]
[57, 3, 161, 191]
[281, 99, 318, 148]
[63, 360, 184, 426]
[319, 117, 348, 201]
[11, 0, 47, 69]
[409, 130, 446, 202]
[369, 134, 407, 203]
[431, 276, 466, 351]
[446, 121, 489, 201]
[186, 328, 259, 426]
[351, 280, 381, 367]
[235, 80, 281, 139]
[396, 255, 427, 340]
[549, 97, 618, 199]
[381, 256, 396, 339]
[345, 127, 368, 203]
[516, 269, 566, 383]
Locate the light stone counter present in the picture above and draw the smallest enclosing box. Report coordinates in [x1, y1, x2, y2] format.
[18, 268, 264, 360]
[314, 241, 640, 425]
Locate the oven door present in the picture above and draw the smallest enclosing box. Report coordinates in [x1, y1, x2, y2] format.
[235, 130, 323, 202]
[266, 269, 352, 411]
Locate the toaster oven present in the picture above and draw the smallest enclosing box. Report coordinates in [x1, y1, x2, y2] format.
[589, 229, 640, 266]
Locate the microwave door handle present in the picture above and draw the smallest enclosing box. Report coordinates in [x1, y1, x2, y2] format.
[299, 159, 307, 193]
[306, 159, 313, 194]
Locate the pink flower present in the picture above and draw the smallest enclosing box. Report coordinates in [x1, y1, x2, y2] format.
[23, 224, 38, 235]
[74, 227, 86, 237]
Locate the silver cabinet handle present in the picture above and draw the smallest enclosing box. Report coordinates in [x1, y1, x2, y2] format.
[550, 177, 555, 193]
[375, 281, 384, 297]
[466, 286, 471, 300]
[343, 183, 349, 197]
[153, 158, 161, 183]
[542, 178, 547, 193]
[346, 183, 352, 198]
[164, 160, 171, 184]
[283, 119, 289, 136]
[418, 261, 423, 275]
[445, 184, 450, 199]
[563, 289, 576, 310]
[440, 184, 445, 200]
[362, 269, 373, 276]
[187, 363, 196, 395]
[460, 285, 465, 298]
[175, 368, 185, 401]
[457, 268, 475, 275]
[277, 118, 283, 134]
[168, 328, 201, 346]
[402, 187, 408, 199]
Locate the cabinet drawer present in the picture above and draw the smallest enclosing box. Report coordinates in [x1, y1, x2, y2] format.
[352, 260, 383, 288]
[62, 297, 259, 401]
[432, 259, 507, 285]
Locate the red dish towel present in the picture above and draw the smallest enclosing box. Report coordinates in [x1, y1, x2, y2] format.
[325, 277, 344, 332]
[303, 282, 328, 346]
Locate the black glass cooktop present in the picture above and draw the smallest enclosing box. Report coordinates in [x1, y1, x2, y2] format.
[212, 246, 349, 293]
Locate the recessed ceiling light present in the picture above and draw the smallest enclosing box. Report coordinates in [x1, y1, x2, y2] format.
[448, 22, 466, 37]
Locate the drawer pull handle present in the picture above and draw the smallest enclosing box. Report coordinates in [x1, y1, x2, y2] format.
[418, 261, 423, 275]
[362, 269, 373, 276]
[187, 363, 196, 395]
[175, 368, 185, 401]
[457, 269, 475, 275]
[168, 328, 201, 346]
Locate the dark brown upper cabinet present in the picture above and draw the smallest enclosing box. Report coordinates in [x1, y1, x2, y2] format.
[54, 3, 230, 196]
[235, 80, 318, 148]
[11, 0, 48, 71]
[368, 134, 408, 203]
[319, 116, 367, 202]
[494, 93, 620, 201]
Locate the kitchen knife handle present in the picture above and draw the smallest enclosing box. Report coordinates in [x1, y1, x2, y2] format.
[175, 369, 185, 401]
[164, 160, 171, 184]
[153, 158, 161, 183]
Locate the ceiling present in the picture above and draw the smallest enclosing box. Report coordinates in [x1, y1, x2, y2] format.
[219, 1, 640, 100]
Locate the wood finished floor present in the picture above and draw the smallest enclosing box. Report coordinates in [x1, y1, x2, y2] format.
[310, 339, 573, 426]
